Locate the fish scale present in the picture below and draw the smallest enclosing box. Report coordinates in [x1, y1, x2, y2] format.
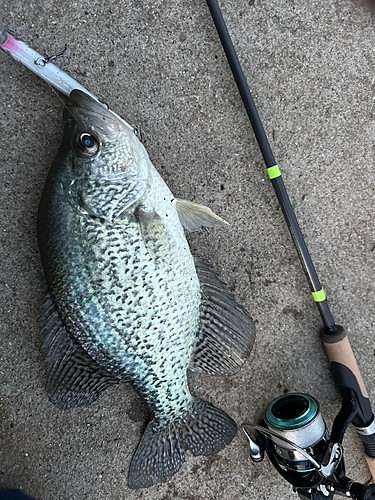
[46, 165, 201, 422]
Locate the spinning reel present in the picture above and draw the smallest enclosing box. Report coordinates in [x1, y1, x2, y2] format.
[243, 393, 375, 500]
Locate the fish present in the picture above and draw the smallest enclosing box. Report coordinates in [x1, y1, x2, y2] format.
[37, 89, 255, 489]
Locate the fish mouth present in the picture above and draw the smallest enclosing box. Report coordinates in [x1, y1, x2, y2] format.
[67, 89, 127, 136]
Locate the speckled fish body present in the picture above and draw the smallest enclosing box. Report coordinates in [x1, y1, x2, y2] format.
[38, 90, 255, 488]
[39, 107, 199, 421]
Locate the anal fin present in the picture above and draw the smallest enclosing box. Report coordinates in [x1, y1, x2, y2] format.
[39, 293, 119, 409]
[189, 258, 255, 375]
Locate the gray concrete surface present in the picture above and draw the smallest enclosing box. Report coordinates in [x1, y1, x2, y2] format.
[0, 0, 374, 499]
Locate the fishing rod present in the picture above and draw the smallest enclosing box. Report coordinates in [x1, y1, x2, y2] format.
[205, 0, 375, 498]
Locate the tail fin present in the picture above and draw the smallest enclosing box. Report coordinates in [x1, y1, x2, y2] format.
[179, 398, 237, 456]
[127, 398, 237, 489]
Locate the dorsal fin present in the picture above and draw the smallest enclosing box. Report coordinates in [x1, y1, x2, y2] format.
[39, 293, 119, 409]
[189, 258, 255, 375]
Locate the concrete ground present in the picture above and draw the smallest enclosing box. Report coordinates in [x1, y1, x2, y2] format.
[0, 0, 374, 498]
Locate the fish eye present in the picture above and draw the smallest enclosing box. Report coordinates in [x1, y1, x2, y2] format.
[76, 132, 99, 157]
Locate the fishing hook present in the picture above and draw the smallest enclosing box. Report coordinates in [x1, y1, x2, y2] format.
[35, 45, 70, 69]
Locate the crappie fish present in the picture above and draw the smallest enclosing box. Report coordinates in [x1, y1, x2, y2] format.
[38, 90, 255, 488]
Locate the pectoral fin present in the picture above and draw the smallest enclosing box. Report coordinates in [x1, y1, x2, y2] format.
[135, 207, 177, 263]
[175, 199, 229, 232]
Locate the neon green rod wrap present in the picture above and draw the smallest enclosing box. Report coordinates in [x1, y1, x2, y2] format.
[267, 164, 281, 179]
[312, 289, 326, 302]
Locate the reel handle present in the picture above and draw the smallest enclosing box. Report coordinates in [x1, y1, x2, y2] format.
[321, 327, 375, 481]
[322, 328, 369, 400]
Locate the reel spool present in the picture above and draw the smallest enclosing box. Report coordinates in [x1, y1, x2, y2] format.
[243, 393, 375, 500]
[265, 394, 328, 474]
